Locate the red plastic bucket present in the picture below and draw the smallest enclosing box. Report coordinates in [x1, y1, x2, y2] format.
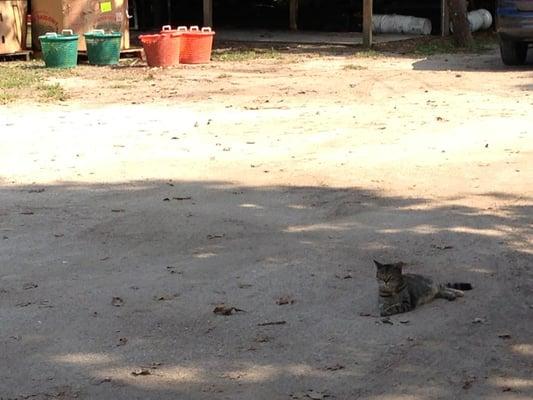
[139, 32, 181, 67]
[177, 26, 215, 64]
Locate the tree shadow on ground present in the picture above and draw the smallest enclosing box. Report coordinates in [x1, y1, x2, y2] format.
[0, 181, 531, 399]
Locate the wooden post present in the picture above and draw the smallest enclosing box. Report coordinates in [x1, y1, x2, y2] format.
[441, 0, 450, 36]
[363, 0, 373, 47]
[289, 0, 298, 31]
[203, 0, 213, 27]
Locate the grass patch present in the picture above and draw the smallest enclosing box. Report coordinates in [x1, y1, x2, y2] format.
[412, 36, 496, 56]
[0, 64, 69, 104]
[212, 48, 282, 62]
[353, 49, 383, 58]
[0, 66, 39, 89]
[109, 83, 130, 89]
[343, 64, 368, 70]
[373, 32, 498, 56]
[37, 83, 68, 101]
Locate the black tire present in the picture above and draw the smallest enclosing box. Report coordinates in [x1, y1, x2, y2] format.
[500, 39, 528, 66]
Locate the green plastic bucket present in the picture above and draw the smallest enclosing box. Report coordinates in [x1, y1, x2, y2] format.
[84, 30, 122, 65]
[39, 30, 79, 69]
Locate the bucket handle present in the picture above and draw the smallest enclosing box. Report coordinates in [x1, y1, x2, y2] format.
[161, 25, 172, 31]
[177, 26, 188, 31]
[201, 27, 212, 32]
[90, 29, 105, 35]
[61, 29, 74, 35]
[45, 32, 58, 37]
[189, 26, 199, 31]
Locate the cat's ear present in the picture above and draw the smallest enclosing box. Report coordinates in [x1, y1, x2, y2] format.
[373, 260, 384, 269]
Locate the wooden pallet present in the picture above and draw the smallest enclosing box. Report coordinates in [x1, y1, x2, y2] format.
[0, 50, 33, 62]
[78, 47, 144, 60]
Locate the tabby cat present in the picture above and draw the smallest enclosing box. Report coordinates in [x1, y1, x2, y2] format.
[374, 260, 472, 316]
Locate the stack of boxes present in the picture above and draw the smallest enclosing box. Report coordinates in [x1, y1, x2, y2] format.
[0, 0, 27, 54]
[0, 0, 130, 54]
[31, 0, 130, 51]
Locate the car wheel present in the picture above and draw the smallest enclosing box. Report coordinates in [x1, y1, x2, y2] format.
[500, 40, 528, 66]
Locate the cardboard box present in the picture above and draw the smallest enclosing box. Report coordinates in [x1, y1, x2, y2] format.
[31, 0, 129, 51]
[0, 0, 28, 54]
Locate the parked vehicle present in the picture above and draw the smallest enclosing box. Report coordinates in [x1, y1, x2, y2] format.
[496, 0, 533, 65]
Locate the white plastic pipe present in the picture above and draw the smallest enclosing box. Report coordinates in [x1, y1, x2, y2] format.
[450, 9, 493, 33]
[372, 14, 432, 35]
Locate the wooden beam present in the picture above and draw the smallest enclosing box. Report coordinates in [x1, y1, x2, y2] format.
[363, 0, 373, 47]
[203, 0, 213, 27]
[289, 0, 299, 31]
[441, 0, 450, 36]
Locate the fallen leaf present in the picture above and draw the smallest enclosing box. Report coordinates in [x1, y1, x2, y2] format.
[117, 337, 128, 346]
[28, 188, 45, 193]
[16, 302, 32, 307]
[20, 211, 34, 215]
[305, 389, 331, 399]
[207, 233, 225, 240]
[173, 196, 192, 201]
[163, 198, 170, 201]
[380, 318, 393, 325]
[472, 318, 486, 324]
[462, 376, 476, 390]
[335, 274, 352, 279]
[54, 233, 64, 238]
[23, 282, 38, 290]
[154, 293, 179, 301]
[324, 363, 345, 371]
[276, 296, 295, 306]
[111, 297, 124, 307]
[502, 387, 512, 392]
[213, 305, 245, 316]
[100, 256, 110, 261]
[238, 283, 253, 289]
[431, 244, 454, 250]
[131, 369, 151, 376]
[257, 320, 286, 326]
[399, 320, 410, 324]
[254, 335, 271, 343]
[91, 377, 112, 385]
[497, 333, 512, 339]
[111, 209, 125, 213]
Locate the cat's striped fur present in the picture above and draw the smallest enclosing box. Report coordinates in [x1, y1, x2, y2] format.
[375, 260, 472, 316]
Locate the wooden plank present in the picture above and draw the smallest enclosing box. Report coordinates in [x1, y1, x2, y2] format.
[363, 0, 373, 47]
[203, 0, 213, 27]
[77, 47, 143, 60]
[289, 0, 299, 31]
[441, 0, 450, 36]
[0, 50, 32, 62]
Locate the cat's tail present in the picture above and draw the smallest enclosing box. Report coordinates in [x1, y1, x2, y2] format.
[446, 282, 473, 290]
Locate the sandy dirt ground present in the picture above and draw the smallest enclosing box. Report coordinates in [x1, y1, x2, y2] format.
[0, 46, 532, 399]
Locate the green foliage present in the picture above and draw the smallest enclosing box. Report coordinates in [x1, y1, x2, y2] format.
[0, 64, 69, 104]
[212, 48, 283, 62]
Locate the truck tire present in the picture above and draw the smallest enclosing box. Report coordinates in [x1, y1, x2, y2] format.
[500, 39, 528, 66]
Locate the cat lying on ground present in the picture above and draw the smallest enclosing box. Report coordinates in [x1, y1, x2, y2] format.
[374, 260, 472, 316]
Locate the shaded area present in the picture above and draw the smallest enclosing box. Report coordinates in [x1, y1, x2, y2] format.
[0, 181, 531, 399]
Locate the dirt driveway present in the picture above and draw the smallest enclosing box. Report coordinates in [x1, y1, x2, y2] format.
[0, 44, 532, 399]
